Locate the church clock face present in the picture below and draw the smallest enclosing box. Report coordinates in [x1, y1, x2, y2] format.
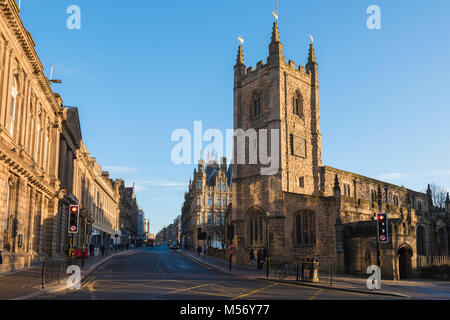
[292, 134, 307, 158]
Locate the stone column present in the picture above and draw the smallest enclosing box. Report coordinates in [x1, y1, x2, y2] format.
[0, 44, 12, 128]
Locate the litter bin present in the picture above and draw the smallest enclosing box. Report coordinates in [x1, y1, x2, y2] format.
[301, 257, 319, 282]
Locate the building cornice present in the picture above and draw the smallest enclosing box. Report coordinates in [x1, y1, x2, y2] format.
[0, 0, 61, 113]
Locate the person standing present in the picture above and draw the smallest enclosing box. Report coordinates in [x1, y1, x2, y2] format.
[89, 243, 94, 257]
[101, 245, 105, 257]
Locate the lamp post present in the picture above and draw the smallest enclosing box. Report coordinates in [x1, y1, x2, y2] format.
[266, 212, 270, 278]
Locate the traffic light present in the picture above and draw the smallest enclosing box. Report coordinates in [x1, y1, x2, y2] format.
[377, 213, 388, 243]
[69, 205, 79, 234]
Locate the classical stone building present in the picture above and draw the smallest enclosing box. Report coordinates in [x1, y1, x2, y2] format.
[55, 107, 83, 257]
[0, 0, 66, 271]
[0, 0, 140, 271]
[180, 157, 232, 250]
[166, 215, 180, 245]
[229, 19, 450, 280]
[117, 181, 139, 248]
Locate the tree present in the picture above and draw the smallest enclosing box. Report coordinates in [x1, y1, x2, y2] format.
[429, 183, 447, 209]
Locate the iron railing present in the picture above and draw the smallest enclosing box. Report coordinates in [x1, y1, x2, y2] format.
[41, 257, 81, 289]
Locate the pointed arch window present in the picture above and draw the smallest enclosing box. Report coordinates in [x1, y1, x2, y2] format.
[293, 92, 303, 117]
[9, 77, 19, 137]
[248, 208, 264, 247]
[252, 93, 261, 118]
[417, 225, 426, 256]
[295, 210, 316, 245]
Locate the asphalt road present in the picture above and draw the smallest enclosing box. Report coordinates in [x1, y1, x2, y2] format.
[37, 246, 402, 300]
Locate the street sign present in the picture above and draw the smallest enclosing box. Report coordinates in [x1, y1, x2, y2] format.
[377, 213, 388, 244]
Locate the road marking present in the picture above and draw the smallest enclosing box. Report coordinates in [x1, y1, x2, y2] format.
[159, 281, 224, 297]
[185, 290, 235, 298]
[309, 289, 322, 300]
[182, 253, 218, 271]
[87, 280, 96, 292]
[231, 283, 278, 300]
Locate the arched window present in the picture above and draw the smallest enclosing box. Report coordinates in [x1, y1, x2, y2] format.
[417, 225, 426, 256]
[9, 77, 19, 137]
[26, 102, 34, 152]
[43, 127, 49, 171]
[4, 181, 12, 233]
[293, 92, 303, 117]
[252, 93, 261, 118]
[248, 208, 264, 246]
[34, 117, 41, 161]
[3, 179, 15, 249]
[295, 210, 315, 245]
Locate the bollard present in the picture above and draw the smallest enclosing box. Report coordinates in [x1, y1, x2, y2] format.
[0, 250, 2, 265]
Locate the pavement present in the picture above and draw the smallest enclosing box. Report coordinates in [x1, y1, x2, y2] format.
[1, 246, 448, 300]
[30, 246, 404, 300]
[0, 248, 139, 300]
[181, 249, 450, 300]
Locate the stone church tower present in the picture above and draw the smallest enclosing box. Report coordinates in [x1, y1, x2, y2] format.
[233, 21, 322, 197]
[230, 20, 337, 267]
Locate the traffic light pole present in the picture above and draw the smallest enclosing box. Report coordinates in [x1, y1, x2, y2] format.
[377, 241, 381, 268]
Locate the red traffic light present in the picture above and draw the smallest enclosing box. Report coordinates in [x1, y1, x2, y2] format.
[71, 206, 78, 213]
[377, 213, 389, 244]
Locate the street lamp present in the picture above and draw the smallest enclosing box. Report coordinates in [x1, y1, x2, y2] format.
[266, 212, 270, 278]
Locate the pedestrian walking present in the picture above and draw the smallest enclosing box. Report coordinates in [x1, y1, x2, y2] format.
[115, 243, 118, 253]
[249, 249, 255, 266]
[101, 245, 105, 257]
[262, 247, 267, 268]
[257, 248, 263, 270]
[89, 243, 94, 257]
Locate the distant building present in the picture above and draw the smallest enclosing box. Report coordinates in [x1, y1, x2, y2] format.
[137, 210, 145, 246]
[180, 157, 232, 250]
[117, 181, 139, 248]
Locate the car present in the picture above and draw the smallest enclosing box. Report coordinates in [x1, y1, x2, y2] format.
[169, 241, 179, 250]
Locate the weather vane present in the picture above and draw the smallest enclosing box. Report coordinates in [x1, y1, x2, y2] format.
[272, 0, 279, 21]
[238, 35, 244, 45]
[309, 34, 314, 43]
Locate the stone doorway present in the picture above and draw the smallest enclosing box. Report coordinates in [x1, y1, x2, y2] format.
[398, 245, 413, 280]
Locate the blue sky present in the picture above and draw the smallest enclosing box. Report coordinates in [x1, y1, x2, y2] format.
[20, 0, 450, 234]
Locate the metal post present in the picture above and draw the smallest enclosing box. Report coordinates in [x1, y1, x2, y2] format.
[266, 212, 270, 279]
[204, 239, 206, 262]
[330, 264, 333, 287]
[41, 261, 45, 289]
[229, 253, 232, 271]
[296, 261, 299, 281]
[377, 241, 380, 267]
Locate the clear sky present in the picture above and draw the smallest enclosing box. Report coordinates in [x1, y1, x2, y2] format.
[19, 0, 450, 234]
